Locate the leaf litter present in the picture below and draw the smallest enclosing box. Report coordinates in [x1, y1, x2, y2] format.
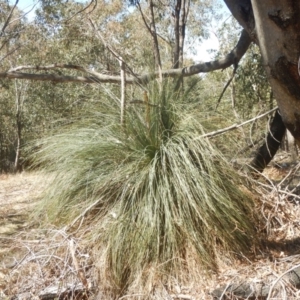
[1, 155, 300, 299]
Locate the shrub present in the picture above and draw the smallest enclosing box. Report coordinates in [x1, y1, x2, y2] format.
[32, 80, 259, 293]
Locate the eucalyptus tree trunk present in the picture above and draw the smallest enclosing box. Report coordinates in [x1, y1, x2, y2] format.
[251, 1, 300, 144]
[173, 0, 189, 90]
[14, 84, 22, 172]
[225, 0, 300, 145]
[148, 0, 162, 78]
[173, 0, 188, 69]
[250, 110, 286, 172]
[222, 0, 300, 171]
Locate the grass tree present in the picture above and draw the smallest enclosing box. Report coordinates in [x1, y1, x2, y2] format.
[31, 80, 260, 295]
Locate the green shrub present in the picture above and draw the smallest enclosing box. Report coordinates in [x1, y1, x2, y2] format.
[32, 80, 259, 292]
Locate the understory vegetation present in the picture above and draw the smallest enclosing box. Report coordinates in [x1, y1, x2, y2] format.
[2, 1, 299, 299]
[30, 80, 262, 293]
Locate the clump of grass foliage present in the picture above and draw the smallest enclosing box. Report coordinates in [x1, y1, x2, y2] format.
[32, 80, 260, 293]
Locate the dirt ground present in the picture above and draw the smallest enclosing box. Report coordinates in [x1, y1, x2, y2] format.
[0, 173, 45, 287]
[0, 172, 44, 249]
[0, 173, 95, 300]
[1, 161, 300, 299]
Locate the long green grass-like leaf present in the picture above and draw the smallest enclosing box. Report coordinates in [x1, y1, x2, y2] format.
[31, 80, 260, 293]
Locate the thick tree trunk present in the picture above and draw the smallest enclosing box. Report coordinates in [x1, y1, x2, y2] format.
[250, 1, 300, 144]
[250, 110, 286, 173]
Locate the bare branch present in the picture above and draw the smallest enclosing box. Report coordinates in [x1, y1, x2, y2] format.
[0, 30, 251, 84]
[137, 2, 153, 37]
[196, 107, 278, 139]
[64, 0, 97, 23]
[0, 71, 123, 84]
[0, 45, 21, 63]
[223, 0, 256, 41]
[88, 18, 140, 82]
[181, 29, 251, 75]
[5, 64, 134, 84]
[9, 64, 92, 73]
[215, 64, 238, 110]
[1, 0, 19, 36]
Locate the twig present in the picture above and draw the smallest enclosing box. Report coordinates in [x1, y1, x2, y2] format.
[194, 107, 278, 139]
[235, 135, 264, 155]
[266, 264, 300, 300]
[119, 57, 126, 126]
[1, 0, 19, 36]
[64, 0, 97, 23]
[130, 99, 157, 107]
[170, 294, 193, 300]
[0, 45, 21, 63]
[218, 282, 232, 300]
[118, 294, 145, 300]
[69, 239, 89, 288]
[65, 198, 103, 231]
[215, 63, 238, 110]
[278, 163, 300, 187]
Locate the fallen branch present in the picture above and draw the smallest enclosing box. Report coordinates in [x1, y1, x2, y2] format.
[69, 239, 89, 289]
[195, 107, 278, 139]
[267, 264, 300, 300]
[211, 265, 300, 299]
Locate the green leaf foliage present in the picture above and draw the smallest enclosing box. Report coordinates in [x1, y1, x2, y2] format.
[31, 80, 260, 292]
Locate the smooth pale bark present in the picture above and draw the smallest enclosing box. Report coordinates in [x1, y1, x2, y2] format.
[251, 1, 300, 144]
[286, 130, 297, 162]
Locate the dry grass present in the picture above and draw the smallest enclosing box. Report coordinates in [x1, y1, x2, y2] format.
[0, 172, 47, 293]
[2, 228, 96, 299]
[0, 171, 45, 245]
[1, 159, 300, 299]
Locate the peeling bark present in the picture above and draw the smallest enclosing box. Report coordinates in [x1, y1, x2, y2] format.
[225, 0, 300, 145]
[252, 0, 300, 144]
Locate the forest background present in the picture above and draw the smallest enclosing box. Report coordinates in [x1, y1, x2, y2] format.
[2, 0, 300, 299]
[0, 0, 273, 173]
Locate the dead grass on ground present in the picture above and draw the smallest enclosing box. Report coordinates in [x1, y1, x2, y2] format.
[1, 161, 300, 299]
[2, 228, 96, 300]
